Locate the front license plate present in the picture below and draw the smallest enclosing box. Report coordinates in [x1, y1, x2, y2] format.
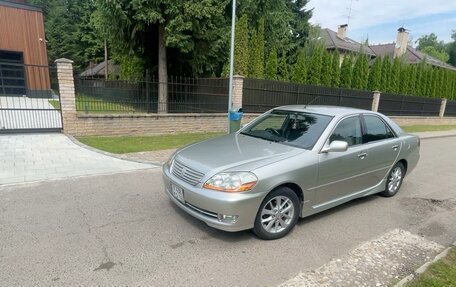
[171, 184, 185, 203]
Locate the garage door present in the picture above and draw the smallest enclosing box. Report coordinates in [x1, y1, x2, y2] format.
[0, 51, 26, 96]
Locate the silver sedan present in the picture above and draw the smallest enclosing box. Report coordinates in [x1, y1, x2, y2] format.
[162, 106, 420, 240]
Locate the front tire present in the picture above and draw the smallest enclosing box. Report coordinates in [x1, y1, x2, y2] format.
[379, 162, 405, 197]
[253, 187, 300, 240]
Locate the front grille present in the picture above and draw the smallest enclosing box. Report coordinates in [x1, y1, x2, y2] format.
[171, 159, 205, 186]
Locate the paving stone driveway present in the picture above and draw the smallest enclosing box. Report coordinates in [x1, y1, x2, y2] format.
[0, 133, 156, 186]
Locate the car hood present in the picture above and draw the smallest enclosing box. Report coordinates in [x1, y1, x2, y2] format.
[174, 133, 304, 174]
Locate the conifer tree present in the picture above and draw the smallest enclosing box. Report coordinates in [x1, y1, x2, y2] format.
[248, 29, 258, 78]
[398, 65, 410, 95]
[265, 48, 278, 80]
[307, 45, 324, 85]
[221, 62, 229, 77]
[368, 57, 382, 91]
[390, 57, 401, 93]
[438, 69, 446, 98]
[352, 55, 369, 90]
[340, 54, 353, 88]
[381, 57, 392, 92]
[330, 50, 341, 87]
[416, 62, 426, 96]
[278, 51, 289, 81]
[234, 14, 249, 76]
[320, 51, 332, 87]
[292, 50, 307, 84]
[427, 68, 436, 97]
[407, 65, 417, 95]
[256, 18, 265, 79]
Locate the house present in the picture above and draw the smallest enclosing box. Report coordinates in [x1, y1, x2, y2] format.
[0, 0, 50, 97]
[80, 60, 120, 79]
[320, 24, 376, 63]
[369, 28, 456, 71]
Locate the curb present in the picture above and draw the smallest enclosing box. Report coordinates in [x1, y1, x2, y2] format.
[394, 241, 456, 287]
[65, 134, 162, 167]
[419, 134, 456, 140]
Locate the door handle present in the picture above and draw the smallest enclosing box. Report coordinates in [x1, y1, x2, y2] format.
[392, 145, 399, 150]
[358, 152, 367, 159]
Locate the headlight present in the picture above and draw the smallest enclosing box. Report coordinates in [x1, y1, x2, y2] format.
[203, 172, 258, 192]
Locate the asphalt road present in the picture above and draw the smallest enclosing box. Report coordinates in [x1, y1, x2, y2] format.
[0, 137, 455, 286]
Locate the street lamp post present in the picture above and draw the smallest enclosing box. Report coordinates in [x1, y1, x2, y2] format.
[227, 0, 236, 133]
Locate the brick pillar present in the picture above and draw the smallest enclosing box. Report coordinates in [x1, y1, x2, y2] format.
[232, 75, 244, 109]
[55, 58, 77, 133]
[439, 98, 447, 118]
[372, 91, 381, 112]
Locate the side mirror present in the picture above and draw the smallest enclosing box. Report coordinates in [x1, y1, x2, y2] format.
[321, 140, 348, 153]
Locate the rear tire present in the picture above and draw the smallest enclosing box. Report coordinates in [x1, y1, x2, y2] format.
[379, 162, 405, 197]
[253, 187, 300, 240]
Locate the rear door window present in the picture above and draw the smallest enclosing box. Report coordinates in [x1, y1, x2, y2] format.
[363, 115, 395, 143]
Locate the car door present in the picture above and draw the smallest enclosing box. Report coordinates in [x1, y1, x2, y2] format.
[361, 114, 401, 187]
[314, 115, 371, 205]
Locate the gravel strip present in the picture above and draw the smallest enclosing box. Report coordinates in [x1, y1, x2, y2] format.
[279, 229, 444, 287]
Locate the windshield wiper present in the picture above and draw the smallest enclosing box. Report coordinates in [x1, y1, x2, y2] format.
[240, 132, 280, 143]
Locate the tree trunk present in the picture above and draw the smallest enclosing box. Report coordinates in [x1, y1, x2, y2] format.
[158, 24, 168, 113]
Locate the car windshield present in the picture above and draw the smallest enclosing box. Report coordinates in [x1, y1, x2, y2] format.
[240, 110, 333, 149]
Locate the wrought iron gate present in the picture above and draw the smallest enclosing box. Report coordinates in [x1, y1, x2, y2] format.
[0, 62, 63, 133]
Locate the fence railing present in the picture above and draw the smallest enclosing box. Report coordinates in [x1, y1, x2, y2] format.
[75, 77, 228, 113]
[72, 75, 456, 117]
[242, 78, 373, 113]
[378, 93, 442, 116]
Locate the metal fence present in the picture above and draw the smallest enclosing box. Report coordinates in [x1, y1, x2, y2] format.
[73, 75, 454, 117]
[242, 78, 373, 113]
[0, 63, 62, 132]
[445, 100, 456, 116]
[378, 93, 442, 116]
[75, 77, 228, 113]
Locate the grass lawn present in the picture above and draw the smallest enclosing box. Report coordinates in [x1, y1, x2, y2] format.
[405, 247, 456, 287]
[77, 132, 224, 154]
[75, 95, 137, 113]
[48, 99, 60, 109]
[49, 96, 139, 113]
[401, 125, 456, 133]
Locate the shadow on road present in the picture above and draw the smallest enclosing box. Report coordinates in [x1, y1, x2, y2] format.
[167, 194, 381, 242]
[297, 194, 379, 226]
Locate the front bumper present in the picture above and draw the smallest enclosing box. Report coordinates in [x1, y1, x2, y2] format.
[162, 166, 264, 232]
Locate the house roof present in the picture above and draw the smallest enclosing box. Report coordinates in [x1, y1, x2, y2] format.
[80, 60, 120, 77]
[369, 43, 456, 71]
[320, 28, 376, 57]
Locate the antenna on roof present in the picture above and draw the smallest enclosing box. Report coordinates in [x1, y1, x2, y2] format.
[346, 0, 359, 25]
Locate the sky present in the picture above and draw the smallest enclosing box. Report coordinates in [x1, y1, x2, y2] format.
[308, 0, 456, 46]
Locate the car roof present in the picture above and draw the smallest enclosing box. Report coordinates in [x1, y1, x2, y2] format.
[274, 105, 370, 117]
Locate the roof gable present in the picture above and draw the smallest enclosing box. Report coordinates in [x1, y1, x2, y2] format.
[321, 28, 376, 56]
[369, 43, 456, 70]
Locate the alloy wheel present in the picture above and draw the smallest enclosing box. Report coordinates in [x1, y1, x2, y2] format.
[260, 196, 295, 234]
[388, 166, 402, 193]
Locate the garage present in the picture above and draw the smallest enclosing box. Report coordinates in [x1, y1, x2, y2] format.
[0, 50, 26, 96]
